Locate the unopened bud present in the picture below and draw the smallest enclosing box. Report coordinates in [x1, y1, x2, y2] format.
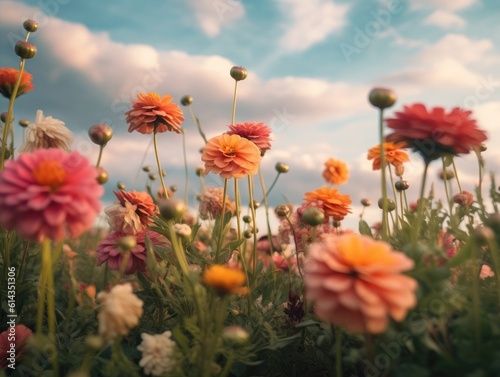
[159, 198, 186, 220]
[15, 41, 37, 59]
[368, 87, 397, 110]
[88, 124, 113, 145]
[275, 204, 290, 217]
[23, 19, 39, 33]
[302, 207, 325, 226]
[180, 95, 193, 106]
[230, 66, 248, 81]
[275, 162, 289, 173]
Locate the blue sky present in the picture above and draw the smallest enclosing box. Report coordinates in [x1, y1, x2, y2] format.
[1, 0, 500, 230]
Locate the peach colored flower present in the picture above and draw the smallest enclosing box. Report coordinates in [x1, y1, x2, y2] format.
[367, 141, 409, 171]
[0, 325, 32, 368]
[226, 122, 272, 151]
[105, 190, 157, 235]
[480, 265, 494, 279]
[304, 234, 417, 334]
[125, 93, 184, 134]
[202, 134, 262, 179]
[0, 67, 33, 98]
[0, 149, 103, 242]
[304, 186, 352, 221]
[199, 186, 236, 220]
[322, 158, 349, 185]
[386, 103, 487, 161]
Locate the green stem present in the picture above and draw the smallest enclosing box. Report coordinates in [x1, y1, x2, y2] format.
[153, 128, 169, 199]
[412, 161, 430, 246]
[475, 149, 486, 217]
[215, 179, 228, 260]
[181, 129, 189, 205]
[168, 220, 190, 276]
[95, 145, 104, 168]
[388, 165, 399, 229]
[471, 239, 482, 351]
[258, 166, 275, 253]
[231, 81, 239, 125]
[263, 172, 281, 199]
[187, 105, 207, 144]
[441, 157, 453, 215]
[451, 159, 463, 193]
[247, 175, 258, 275]
[378, 109, 389, 240]
[0, 59, 26, 170]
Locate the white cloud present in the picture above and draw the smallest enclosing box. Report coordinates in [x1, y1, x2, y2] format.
[411, 0, 477, 11]
[186, 0, 245, 37]
[424, 10, 466, 29]
[278, 0, 349, 52]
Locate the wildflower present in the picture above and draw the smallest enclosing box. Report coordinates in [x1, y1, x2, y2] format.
[202, 264, 248, 295]
[97, 283, 143, 342]
[480, 265, 494, 279]
[304, 234, 417, 334]
[0, 325, 32, 369]
[0, 67, 33, 98]
[96, 230, 166, 275]
[202, 134, 262, 179]
[19, 110, 73, 153]
[137, 331, 177, 376]
[226, 122, 272, 151]
[105, 190, 157, 235]
[0, 149, 103, 242]
[173, 223, 192, 237]
[367, 141, 409, 171]
[453, 190, 475, 206]
[386, 103, 487, 161]
[322, 158, 349, 185]
[199, 186, 236, 220]
[304, 186, 352, 221]
[125, 92, 184, 134]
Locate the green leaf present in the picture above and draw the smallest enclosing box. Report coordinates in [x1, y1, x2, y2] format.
[359, 220, 373, 237]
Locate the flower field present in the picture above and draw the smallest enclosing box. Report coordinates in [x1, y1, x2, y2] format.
[1, 19, 500, 377]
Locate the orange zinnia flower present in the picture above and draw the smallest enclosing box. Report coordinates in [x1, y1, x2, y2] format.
[0, 67, 34, 99]
[367, 141, 409, 171]
[304, 186, 352, 221]
[125, 93, 184, 134]
[304, 234, 417, 334]
[322, 158, 349, 185]
[202, 134, 261, 179]
[202, 265, 248, 295]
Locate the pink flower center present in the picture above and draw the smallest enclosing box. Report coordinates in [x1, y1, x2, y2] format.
[33, 160, 66, 189]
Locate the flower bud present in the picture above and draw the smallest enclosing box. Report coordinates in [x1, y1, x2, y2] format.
[88, 124, 113, 145]
[195, 166, 204, 176]
[250, 200, 260, 209]
[368, 87, 396, 110]
[378, 198, 396, 212]
[438, 169, 455, 180]
[159, 197, 186, 220]
[361, 198, 371, 207]
[0, 112, 7, 122]
[180, 95, 193, 106]
[23, 19, 39, 33]
[148, 173, 158, 181]
[244, 230, 252, 239]
[242, 215, 252, 224]
[142, 165, 152, 173]
[275, 204, 290, 217]
[117, 235, 137, 251]
[96, 167, 109, 185]
[84, 335, 103, 351]
[478, 143, 487, 152]
[275, 162, 289, 173]
[222, 325, 250, 347]
[230, 66, 248, 81]
[18, 119, 30, 127]
[333, 221, 342, 228]
[15, 41, 37, 59]
[395, 180, 409, 191]
[117, 182, 126, 190]
[170, 185, 177, 192]
[302, 207, 325, 226]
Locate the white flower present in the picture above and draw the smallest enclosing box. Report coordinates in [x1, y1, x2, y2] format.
[137, 331, 176, 376]
[19, 110, 73, 153]
[97, 283, 143, 342]
[173, 223, 192, 237]
[105, 201, 142, 234]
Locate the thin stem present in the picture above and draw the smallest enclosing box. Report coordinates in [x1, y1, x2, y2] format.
[475, 149, 486, 217]
[378, 109, 389, 240]
[451, 159, 463, 193]
[215, 179, 228, 259]
[168, 220, 190, 276]
[263, 173, 281, 200]
[388, 165, 399, 229]
[133, 137, 153, 189]
[441, 157, 453, 215]
[412, 161, 430, 245]
[181, 129, 189, 205]
[0, 59, 26, 170]
[95, 145, 105, 168]
[153, 129, 169, 199]
[258, 166, 275, 253]
[231, 81, 239, 125]
[247, 176, 258, 275]
[187, 105, 207, 144]
[234, 178, 243, 251]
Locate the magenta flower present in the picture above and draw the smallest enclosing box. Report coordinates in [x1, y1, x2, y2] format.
[96, 230, 167, 274]
[226, 122, 272, 151]
[0, 149, 103, 242]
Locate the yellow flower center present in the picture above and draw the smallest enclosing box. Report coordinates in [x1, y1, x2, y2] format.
[33, 160, 66, 189]
[220, 145, 236, 157]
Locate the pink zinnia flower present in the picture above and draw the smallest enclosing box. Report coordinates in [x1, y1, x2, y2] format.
[0, 325, 32, 369]
[386, 103, 487, 161]
[198, 186, 236, 220]
[226, 122, 272, 151]
[96, 230, 167, 274]
[453, 190, 475, 206]
[125, 92, 184, 134]
[105, 190, 158, 234]
[0, 149, 103, 242]
[305, 234, 417, 334]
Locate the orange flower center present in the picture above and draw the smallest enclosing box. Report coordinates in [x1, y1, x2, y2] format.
[220, 145, 236, 157]
[33, 160, 66, 189]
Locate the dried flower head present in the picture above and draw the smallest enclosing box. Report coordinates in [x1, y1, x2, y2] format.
[202, 134, 262, 179]
[199, 187, 236, 220]
[19, 110, 73, 153]
[0, 67, 33, 98]
[125, 92, 184, 134]
[137, 331, 177, 376]
[97, 283, 143, 342]
[305, 234, 417, 334]
[322, 158, 349, 185]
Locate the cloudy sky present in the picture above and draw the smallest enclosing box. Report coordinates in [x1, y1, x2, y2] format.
[1, 0, 499, 230]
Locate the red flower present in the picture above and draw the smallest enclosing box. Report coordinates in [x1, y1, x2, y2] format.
[226, 122, 272, 151]
[0, 68, 33, 99]
[386, 103, 487, 161]
[0, 325, 32, 368]
[125, 93, 184, 134]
